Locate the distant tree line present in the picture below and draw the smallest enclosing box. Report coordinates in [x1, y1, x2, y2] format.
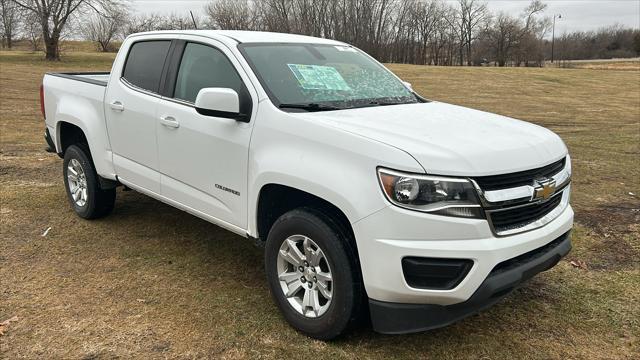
[554, 25, 640, 61]
[1, 0, 638, 64]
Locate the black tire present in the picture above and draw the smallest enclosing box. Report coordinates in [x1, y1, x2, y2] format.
[265, 208, 363, 340]
[62, 144, 116, 219]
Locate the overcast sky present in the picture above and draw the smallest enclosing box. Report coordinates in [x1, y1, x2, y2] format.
[132, 0, 640, 34]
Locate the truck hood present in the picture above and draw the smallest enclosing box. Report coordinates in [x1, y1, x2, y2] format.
[293, 102, 567, 176]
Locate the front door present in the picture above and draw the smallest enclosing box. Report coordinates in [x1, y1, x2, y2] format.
[156, 40, 256, 229]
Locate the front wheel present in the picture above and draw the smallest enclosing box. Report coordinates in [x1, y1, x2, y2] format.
[63, 145, 116, 219]
[265, 208, 362, 340]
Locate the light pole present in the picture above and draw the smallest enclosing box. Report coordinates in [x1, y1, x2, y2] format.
[551, 14, 562, 63]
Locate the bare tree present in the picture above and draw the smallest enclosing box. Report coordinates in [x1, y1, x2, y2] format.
[157, 13, 199, 30]
[481, 0, 547, 66]
[83, 3, 126, 52]
[1, 0, 20, 48]
[411, 0, 439, 64]
[514, 0, 547, 65]
[483, 12, 518, 66]
[446, 5, 465, 65]
[515, 13, 550, 66]
[521, 0, 546, 35]
[205, 0, 256, 30]
[13, 0, 120, 60]
[21, 9, 42, 50]
[123, 13, 164, 35]
[122, 12, 202, 37]
[460, 0, 488, 65]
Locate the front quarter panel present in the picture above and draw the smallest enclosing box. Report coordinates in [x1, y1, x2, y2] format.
[247, 102, 424, 237]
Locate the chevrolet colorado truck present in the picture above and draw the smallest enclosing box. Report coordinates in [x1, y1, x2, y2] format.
[41, 30, 573, 340]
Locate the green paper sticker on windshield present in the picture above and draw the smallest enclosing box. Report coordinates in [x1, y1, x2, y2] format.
[287, 64, 351, 91]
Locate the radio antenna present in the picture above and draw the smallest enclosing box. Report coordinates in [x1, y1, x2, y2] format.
[190, 11, 198, 29]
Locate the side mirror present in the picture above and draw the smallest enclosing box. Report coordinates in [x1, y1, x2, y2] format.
[402, 81, 413, 91]
[195, 88, 249, 122]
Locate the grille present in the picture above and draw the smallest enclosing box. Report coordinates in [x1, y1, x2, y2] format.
[473, 158, 566, 191]
[489, 194, 562, 233]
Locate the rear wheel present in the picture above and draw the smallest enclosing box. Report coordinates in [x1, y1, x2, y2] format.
[63, 145, 116, 219]
[265, 208, 362, 340]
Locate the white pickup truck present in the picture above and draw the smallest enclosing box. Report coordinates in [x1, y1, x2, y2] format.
[42, 30, 573, 340]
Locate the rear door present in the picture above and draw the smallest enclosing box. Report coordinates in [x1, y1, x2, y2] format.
[155, 38, 257, 229]
[105, 38, 173, 193]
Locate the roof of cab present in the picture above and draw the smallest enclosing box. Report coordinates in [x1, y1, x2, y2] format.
[129, 30, 345, 46]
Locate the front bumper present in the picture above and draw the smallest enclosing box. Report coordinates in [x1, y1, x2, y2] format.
[369, 231, 571, 334]
[352, 196, 573, 333]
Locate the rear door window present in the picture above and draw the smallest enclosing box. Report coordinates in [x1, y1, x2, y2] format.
[122, 41, 171, 93]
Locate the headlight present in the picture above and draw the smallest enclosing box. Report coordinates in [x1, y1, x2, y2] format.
[377, 168, 484, 218]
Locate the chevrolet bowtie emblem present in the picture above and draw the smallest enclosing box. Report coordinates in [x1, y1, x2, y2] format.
[533, 177, 556, 200]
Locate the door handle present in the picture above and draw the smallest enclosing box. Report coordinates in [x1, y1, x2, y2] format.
[160, 116, 180, 129]
[110, 101, 125, 112]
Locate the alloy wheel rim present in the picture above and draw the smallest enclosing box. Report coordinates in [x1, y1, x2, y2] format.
[67, 158, 88, 207]
[276, 235, 333, 318]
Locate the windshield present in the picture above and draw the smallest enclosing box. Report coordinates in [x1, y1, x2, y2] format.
[239, 43, 419, 111]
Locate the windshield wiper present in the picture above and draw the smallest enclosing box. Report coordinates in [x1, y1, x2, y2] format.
[342, 100, 408, 110]
[369, 100, 412, 106]
[279, 103, 341, 112]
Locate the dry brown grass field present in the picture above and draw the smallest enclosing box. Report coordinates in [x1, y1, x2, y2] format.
[1, 47, 639, 359]
[563, 58, 640, 71]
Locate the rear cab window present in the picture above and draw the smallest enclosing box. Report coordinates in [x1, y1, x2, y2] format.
[122, 40, 172, 93]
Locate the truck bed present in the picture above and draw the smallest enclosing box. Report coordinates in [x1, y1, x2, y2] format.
[46, 72, 110, 87]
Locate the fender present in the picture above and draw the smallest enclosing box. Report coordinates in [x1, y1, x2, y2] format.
[246, 106, 424, 238]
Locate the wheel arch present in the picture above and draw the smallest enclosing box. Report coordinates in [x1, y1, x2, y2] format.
[57, 121, 118, 190]
[52, 113, 116, 181]
[254, 183, 357, 253]
[57, 121, 89, 155]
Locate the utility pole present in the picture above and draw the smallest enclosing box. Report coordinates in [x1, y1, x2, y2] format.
[551, 14, 561, 63]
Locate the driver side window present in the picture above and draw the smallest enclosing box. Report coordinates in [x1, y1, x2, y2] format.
[173, 43, 243, 103]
